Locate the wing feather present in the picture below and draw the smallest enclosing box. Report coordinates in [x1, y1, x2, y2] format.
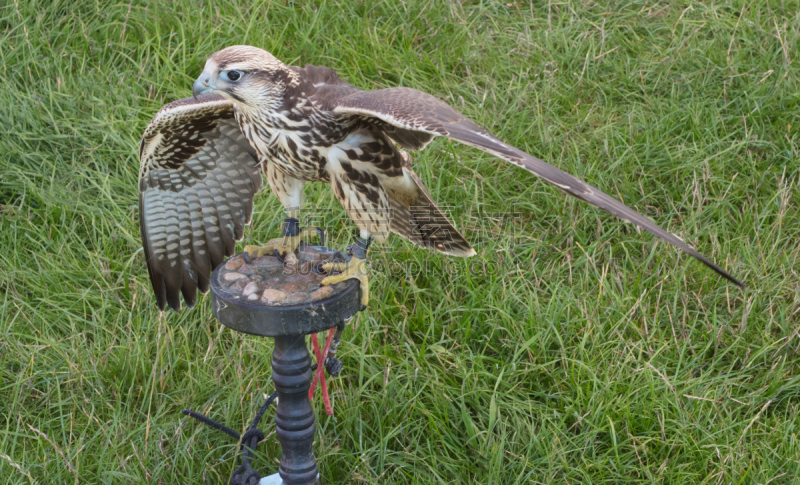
[197, 184, 226, 269]
[205, 175, 237, 256]
[334, 88, 743, 288]
[184, 186, 212, 294]
[138, 94, 262, 311]
[174, 192, 198, 308]
[162, 190, 184, 311]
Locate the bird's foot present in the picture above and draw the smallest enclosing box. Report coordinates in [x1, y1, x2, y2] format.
[321, 257, 369, 307]
[245, 224, 324, 260]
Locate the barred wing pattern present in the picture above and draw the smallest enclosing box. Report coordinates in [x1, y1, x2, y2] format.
[139, 94, 262, 311]
[334, 88, 743, 288]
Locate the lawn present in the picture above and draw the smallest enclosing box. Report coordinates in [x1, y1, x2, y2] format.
[1, 0, 799, 483]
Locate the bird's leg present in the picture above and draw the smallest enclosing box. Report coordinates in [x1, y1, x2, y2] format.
[244, 210, 324, 259]
[399, 149, 412, 164]
[321, 235, 371, 308]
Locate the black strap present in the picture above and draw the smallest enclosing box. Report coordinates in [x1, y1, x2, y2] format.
[348, 236, 372, 259]
[182, 358, 343, 485]
[183, 391, 276, 485]
[282, 217, 300, 237]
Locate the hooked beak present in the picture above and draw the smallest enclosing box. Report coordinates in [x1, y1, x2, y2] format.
[192, 73, 215, 98]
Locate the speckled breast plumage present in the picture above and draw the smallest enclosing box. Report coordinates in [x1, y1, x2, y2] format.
[235, 103, 357, 183]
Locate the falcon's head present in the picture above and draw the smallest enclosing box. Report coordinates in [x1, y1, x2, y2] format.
[192, 45, 297, 110]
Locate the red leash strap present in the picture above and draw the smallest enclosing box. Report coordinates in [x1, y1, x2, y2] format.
[309, 328, 336, 415]
[309, 334, 322, 398]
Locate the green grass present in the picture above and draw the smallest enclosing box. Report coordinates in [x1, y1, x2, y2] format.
[1, 0, 799, 483]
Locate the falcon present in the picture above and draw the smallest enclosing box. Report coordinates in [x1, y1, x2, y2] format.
[138, 45, 742, 311]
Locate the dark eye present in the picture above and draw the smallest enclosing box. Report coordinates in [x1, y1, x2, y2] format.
[226, 70, 242, 82]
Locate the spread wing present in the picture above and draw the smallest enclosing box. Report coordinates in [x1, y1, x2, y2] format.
[333, 87, 743, 288]
[138, 94, 262, 311]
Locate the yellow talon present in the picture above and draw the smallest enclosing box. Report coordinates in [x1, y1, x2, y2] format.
[244, 226, 322, 259]
[321, 257, 369, 307]
[244, 238, 285, 258]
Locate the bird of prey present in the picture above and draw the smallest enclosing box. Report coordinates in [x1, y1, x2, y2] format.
[138, 45, 742, 311]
